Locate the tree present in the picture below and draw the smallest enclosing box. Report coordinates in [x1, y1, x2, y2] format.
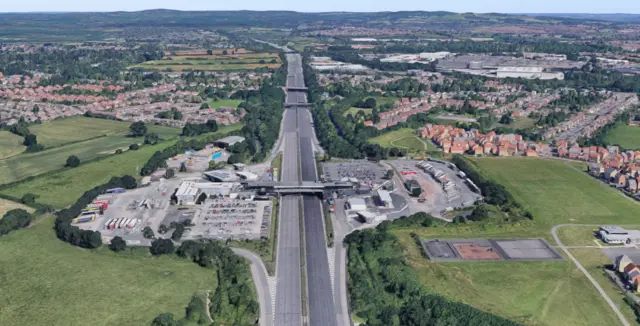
[23, 134, 38, 147]
[384, 169, 395, 180]
[66, 155, 80, 168]
[142, 226, 155, 239]
[151, 312, 178, 326]
[164, 168, 175, 179]
[222, 50, 228, 55]
[20, 193, 38, 205]
[0, 209, 33, 235]
[32, 104, 39, 113]
[109, 236, 127, 252]
[150, 238, 175, 256]
[158, 224, 169, 234]
[362, 97, 377, 108]
[129, 121, 147, 137]
[206, 49, 213, 55]
[144, 133, 159, 145]
[499, 112, 513, 125]
[199, 102, 210, 110]
[129, 143, 139, 150]
[468, 204, 490, 221]
[171, 224, 185, 241]
[173, 110, 183, 120]
[115, 149, 123, 154]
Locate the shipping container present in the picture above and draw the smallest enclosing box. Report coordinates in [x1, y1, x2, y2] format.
[108, 220, 117, 230]
[104, 218, 114, 228]
[118, 219, 128, 229]
[127, 219, 137, 229]
[106, 187, 125, 194]
[72, 216, 95, 224]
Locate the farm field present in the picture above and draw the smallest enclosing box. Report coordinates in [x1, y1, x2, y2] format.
[132, 50, 281, 71]
[604, 124, 640, 150]
[393, 230, 624, 326]
[369, 128, 435, 152]
[29, 116, 181, 148]
[208, 99, 243, 109]
[471, 157, 640, 228]
[0, 131, 26, 159]
[0, 198, 34, 217]
[0, 217, 218, 326]
[0, 142, 173, 209]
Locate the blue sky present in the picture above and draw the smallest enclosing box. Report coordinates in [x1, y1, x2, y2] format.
[2, 0, 639, 14]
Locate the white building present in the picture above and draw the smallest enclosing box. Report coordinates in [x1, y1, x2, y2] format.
[495, 67, 564, 80]
[376, 189, 393, 208]
[175, 181, 237, 204]
[346, 198, 367, 211]
[599, 226, 640, 244]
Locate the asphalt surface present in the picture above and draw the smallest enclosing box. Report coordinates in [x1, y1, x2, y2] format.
[231, 248, 274, 326]
[274, 195, 303, 326]
[290, 53, 339, 326]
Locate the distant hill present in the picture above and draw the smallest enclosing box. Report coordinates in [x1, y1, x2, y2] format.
[521, 13, 640, 23]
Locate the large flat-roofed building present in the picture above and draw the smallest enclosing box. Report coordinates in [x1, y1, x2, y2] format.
[496, 66, 564, 80]
[175, 181, 237, 204]
[203, 170, 238, 182]
[346, 198, 367, 211]
[213, 136, 245, 148]
[599, 226, 640, 244]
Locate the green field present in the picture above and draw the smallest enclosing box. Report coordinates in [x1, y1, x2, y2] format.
[369, 128, 435, 152]
[0, 217, 217, 326]
[471, 157, 640, 228]
[343, 107, 372, 117]
[0, 198, 34, 217]
[0, 118, 182, 186]
[604, 124, 640, 150]
[0, 131, 26, 159]
[0, 142, 172, 209]
[0, 124, 242, 209]
[132, 52, 281, 71]
[208, 99, 243, 109]
[381, 157, 640, 325]
[570, 248, 638, 324]
[30, 116, 181, 148]
[393, 228, 624, 326]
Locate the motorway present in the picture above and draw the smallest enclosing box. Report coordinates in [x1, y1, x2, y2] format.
[289, 53, 339, 326]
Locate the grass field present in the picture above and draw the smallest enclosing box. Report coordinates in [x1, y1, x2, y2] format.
[132, 51, 281, 71]
[30, 116, 181, 148]
[0, 142, 173, 209]
[382, 157, 640, 325]
[0, 118, 182, 186]
[369, 128, 435, 152]
[604, 124, 640, 150]
[0, 198, 34, 217]
[394, 229, 624, 326]
[0, 131, 26, 159]
[208, 99, 243, 109]
[343, 107, 372, 117]
[0, 217, 218, 326]
[471, 157, 640, 228]
[570, 248, 638, 324]
[0, 125, 242, 209]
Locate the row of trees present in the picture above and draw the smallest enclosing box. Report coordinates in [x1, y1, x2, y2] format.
[181, 120, 219, 137]
[140, 129, 238, 176]
[54, 175, 138, 248]
[345, 213, 520, 326]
